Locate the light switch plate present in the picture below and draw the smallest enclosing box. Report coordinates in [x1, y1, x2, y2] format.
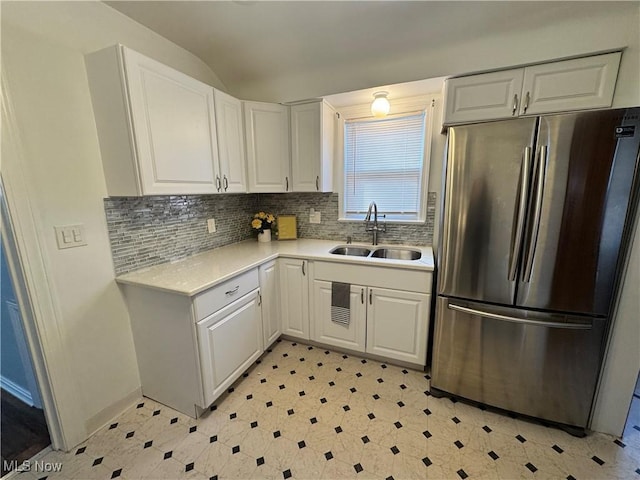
[207, 218, 216, 233]
[54, 224, 87, 249]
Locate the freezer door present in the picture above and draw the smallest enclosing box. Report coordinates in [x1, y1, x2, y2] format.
[432, 297, 606, 428]
[517, 109, 640, 315]
[439, 118, 537, 304]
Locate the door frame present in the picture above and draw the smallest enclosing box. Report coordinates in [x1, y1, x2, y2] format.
[1, 72, 74, 450]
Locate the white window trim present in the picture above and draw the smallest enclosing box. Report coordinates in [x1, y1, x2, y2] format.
[335, 94, 437, 224]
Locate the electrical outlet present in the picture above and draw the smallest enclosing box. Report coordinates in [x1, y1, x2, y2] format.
[309, 211, 322, 224]
[207, 218, 216, 233]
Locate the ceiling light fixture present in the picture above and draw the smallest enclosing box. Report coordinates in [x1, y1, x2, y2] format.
[371, 91, 390, 118]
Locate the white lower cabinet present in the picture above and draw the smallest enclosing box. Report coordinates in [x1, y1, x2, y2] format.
[124, 268, 264, 417]
[259, 260, 281, 349]
[312, 280, 366, 352]
[310, 261, 432, 367]
[366, 287, 430, 364]
[279, 258, 310, 339]
[197, 289, 263, 407]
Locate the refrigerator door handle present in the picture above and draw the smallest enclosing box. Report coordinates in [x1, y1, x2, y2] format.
[523, 145, 547, 283]
[448, 303, 592, 330]
[509, 146, 532, 281]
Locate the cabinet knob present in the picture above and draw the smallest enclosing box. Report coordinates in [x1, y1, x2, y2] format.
[216, 176, 222, 192]
[512, 94, 518, 116]
[223, 175, 229, 191]
[285, 176, 289, 191]
[316, 176, 319, 191]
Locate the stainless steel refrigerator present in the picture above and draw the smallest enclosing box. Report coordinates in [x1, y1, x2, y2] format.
[432, 107, 640, 433]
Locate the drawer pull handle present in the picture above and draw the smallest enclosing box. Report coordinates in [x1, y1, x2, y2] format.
[225, 286, 240, 296]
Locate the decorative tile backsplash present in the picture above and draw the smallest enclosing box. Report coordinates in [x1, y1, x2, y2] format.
[104, 195, 258, 274]
[259, 192, 436, 246]
[104, 192, 436, 274]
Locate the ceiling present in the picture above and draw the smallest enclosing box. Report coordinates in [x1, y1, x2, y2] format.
[105, 1, 627, 102]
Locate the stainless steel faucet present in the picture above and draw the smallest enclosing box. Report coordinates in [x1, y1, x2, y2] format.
[364, 201, 386, 245]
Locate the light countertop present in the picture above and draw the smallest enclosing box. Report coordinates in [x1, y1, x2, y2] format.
[116, 239, 434, 296]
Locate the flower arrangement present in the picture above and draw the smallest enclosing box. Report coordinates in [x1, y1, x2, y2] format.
[251, 212, 275, 234]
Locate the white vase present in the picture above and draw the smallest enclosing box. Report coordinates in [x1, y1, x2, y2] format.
[258, 229, 272, 243]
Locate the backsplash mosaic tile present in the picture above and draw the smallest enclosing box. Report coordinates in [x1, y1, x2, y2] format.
[104, 192, 436, 274]
[259, 192, 436, 245]
[105, 194, 258, 274]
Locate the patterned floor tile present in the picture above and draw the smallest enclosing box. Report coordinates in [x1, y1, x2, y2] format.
[29, 340, 640, 479]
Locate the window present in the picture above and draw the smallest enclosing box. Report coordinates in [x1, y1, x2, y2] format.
[342, 112, 427, 222]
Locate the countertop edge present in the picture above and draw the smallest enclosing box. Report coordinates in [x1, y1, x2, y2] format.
[116, 239, 434, 296]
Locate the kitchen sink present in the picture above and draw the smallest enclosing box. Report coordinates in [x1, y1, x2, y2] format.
[370, 248, 422, 260]
[329, 246, 372, 257]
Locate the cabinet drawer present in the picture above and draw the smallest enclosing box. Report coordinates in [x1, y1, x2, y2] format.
[194, 269, 259, 320]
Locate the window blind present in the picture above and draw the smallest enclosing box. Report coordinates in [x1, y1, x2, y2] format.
[344, 112, 426, 220]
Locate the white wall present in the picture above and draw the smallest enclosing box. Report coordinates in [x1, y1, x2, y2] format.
[0, 1, 224, 450]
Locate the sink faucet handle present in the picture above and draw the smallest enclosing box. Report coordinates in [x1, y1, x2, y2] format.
[346, 236, 352, 244]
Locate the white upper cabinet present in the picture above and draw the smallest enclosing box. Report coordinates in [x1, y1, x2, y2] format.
[443, 52, 622, 126]
[519, 53, 621, 116]
[86, 45, 219, 196]
[244, 101, 291, 193]
[443, 68, 525, 125]
[290, 101, 335, 192]
[213, 89, 247, 193]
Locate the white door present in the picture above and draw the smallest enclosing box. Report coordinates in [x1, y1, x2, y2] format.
[279, 258, 309, 339]
[123, 47, 219, 195]
[520, 52, 621, 116]
[214, 89, 247, 193]
[197, 290, 263, 407]
[312, 280, 366, 352]
[443, 68, 524, 125]
[291, 102, 321, 192]
[366, 287, 430, 365]
[244, 102, 291, 192]
[259, 260, 280, 349]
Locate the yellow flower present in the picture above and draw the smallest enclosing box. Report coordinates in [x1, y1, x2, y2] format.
[266, 214, 275, 223]
[251, 218, 262, 229]
[257, 212, 266, 219]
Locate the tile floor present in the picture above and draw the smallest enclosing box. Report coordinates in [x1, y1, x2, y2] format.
[14, 340, 640, 479]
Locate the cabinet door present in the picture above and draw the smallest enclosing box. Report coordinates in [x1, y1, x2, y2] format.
[366, 288, 430, 366]
[197, 290, 263, 407]
[312, 280, 366, 352]
[291, 102, 335, 193]
[259, 260, 281, 349]
[123, 47, 219, 195]
[443, 68, 524, 125]
[244, 102, 291, 192]
[520, 52, 621, 116]
[279, 258, 310, 339]
[291, 102, 320, 192]
[214, 89, 247, 193]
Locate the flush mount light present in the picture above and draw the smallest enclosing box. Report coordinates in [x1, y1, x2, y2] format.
[371, 91, 390, 118]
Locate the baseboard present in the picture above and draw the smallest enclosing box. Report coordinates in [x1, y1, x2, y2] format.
[0, 375, 35, 407]
[84, 387, 142, 440]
